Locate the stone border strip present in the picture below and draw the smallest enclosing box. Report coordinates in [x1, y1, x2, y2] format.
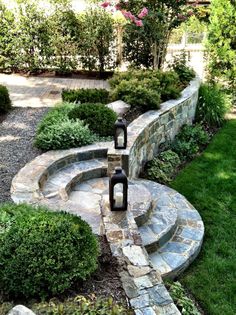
[101, 193, 181, 315]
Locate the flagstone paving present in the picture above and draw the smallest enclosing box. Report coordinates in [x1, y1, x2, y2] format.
[0, 73, 109, 108]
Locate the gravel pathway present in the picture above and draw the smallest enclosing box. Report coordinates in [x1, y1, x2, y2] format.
[0, 107, 48, 203]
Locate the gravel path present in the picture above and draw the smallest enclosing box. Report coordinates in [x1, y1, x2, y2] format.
[0, 107, 48, 203]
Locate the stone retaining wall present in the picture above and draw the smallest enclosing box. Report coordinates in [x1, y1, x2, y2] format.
[108, 77, 200, 178]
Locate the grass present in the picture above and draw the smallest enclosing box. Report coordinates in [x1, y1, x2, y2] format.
[170, 119, 236, 315]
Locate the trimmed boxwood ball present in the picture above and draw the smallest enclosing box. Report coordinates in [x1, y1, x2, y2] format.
[0, 85, 12, 114]
[0, 204, 99, 299]
[68, 103, 117, 137]
[62, 88, 109, 104]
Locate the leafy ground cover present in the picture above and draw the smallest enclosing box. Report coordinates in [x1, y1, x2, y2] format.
[171, 118, 236, 315]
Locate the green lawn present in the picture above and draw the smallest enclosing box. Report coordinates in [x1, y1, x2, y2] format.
[171, 119, 236, 315]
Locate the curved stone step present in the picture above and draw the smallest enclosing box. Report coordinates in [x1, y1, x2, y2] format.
[43, 158, 108, 200]
[135, 180, 204, 279]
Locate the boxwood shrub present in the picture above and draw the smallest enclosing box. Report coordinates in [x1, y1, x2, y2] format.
[62, 88, 109, 104]
[68, 103, 117, 137]
[0, 85, 12, 114]
[0, 203, 99, 299]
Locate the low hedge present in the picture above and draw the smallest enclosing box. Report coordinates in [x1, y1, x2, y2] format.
[68, 103, 117, 137]
[62, 88, 109, 104]
[0, 85, 12, 114]
[0, 203, 99, 299]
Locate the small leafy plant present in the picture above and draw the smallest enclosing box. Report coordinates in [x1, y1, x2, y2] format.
[31, 295, 131, 315]
[0, 85, 12, 114]
[167, 281, 201, 315]
[172, 124, 209, 161]
[146, 150, 181, 184]
[169, 53, 195, 85]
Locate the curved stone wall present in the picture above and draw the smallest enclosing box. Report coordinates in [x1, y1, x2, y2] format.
[108, 77, 201, 178]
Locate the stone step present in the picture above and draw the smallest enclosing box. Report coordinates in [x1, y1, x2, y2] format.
[137, 180, 204, 278]
[42, 158, 108, 200]
[138, 181, 178, 253]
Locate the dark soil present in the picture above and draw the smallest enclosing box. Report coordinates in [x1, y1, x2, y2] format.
[124, 107, 143, 125]
[68, 236, 127, 304]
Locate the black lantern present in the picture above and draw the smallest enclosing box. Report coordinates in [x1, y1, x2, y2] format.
[114, 117, 127, 149]
[109, 167, 128, 211]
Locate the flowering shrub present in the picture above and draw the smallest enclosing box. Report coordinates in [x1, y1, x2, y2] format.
[101, 1, 148, 27]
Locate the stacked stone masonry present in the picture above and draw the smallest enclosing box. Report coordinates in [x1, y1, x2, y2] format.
[108, 77, 200, 177]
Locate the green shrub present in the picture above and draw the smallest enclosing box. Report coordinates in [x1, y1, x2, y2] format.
[169, 53, 195, 85]
[35, 118, 95, 150]
[146, 150, 181, 184]
[167, 281, 200, 315]
[0, 204, 99, 299]
[36, 102, 76, 134]
[109, 70, 184, 111]
[31, 296, 131, 315]
[62, 88, 109, 104]
[158, 71, 182, 101]
[110, 79, 161, 111]
[0, 85, 12, 114]
[172, 124, 209, 161]
[195, 83, 231, 127]
[68, 103, 117, 137]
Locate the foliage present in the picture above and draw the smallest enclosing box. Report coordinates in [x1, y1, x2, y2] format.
[168, 52, 195, 85]
[31, 296, 130, 315]
[68, 103, 117, 137]
[171, 119, 236, 315]
[195, 83, 231, 128]
[62, 88, 109, 104]
[167, 281, 200, 315]
[48, 8, 79, 74]
[78, 8, 115, 73]
[0, 2, 16, 71]
[146, 150, 181, 184]
[207, 0, 236, 86]
[13, 1, 51, 72]
[121, 0, 193, 69]
[109, 69, 187, 111]
[0, 85, 11, 114]
[0, 203, 99, 299]
[172, 124, 209, 161]
[35, 118, 95, 150]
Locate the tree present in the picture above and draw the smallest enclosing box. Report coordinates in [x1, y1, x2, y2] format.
[207, 0, 236, 86]
[101, 0, 195, 69]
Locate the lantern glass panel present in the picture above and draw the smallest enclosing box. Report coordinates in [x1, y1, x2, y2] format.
[116, 128, 125, 147]
[113, 183, 124, 207]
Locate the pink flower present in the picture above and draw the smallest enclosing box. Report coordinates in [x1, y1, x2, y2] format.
[135, 19, 143, 27]
[122, 10, 136, 22]
[101, 1, 110, 8]
[138, 7, 148, 19]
